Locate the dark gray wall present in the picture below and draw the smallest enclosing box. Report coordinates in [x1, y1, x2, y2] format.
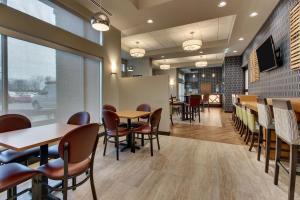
[223, 56, 244, 112]
[242, 0, 300, 97]
[185, 67, 223, 94]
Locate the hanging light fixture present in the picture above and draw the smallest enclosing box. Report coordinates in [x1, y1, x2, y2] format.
[160, 59, 170, 70]
[195, 61, 208, 67]
[90, 0, 112, 32]
[182, 32, 202, 51]
[130, 42, 146, 58]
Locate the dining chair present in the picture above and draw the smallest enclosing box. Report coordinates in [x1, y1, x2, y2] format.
[102, 104, 127, 128]
[102, 110, 131, 160]
[272, 99, 300, 200]
[232, 94, 238, 122]
[132, 104, 151, 146]
[0, 114, 40, 165]
[202, 94, 210, 110]
[37, 123, 100, 200]
[257, 97, 275, 173]
[170, 95, 181, 116]
[186, 95, 202, 124]
[234, 104, 242, 131]
[246, 108, 259, 151]
[48, 111, 90, 190]
[0, 163, 37, 200]
[133, 108, 162, 156]
[48, 112, 91, 158]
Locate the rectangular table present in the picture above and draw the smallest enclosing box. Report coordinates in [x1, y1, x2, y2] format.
[0, 123, 79, 200]
[116, 111, 150, 152]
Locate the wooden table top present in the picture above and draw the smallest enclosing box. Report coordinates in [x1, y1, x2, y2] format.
[0, 123, 79, 152]
[116, 111, 151, 119]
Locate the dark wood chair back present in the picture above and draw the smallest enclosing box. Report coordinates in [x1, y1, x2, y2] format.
[102, 110, 120, 131]
[102, 104, 117, 112]
[203, 94, 210, 102]
[67, 112, 90, 125]
[150, 108, 162, 131]
[189, 95, 202, 107]
[58, 123, 99, 164]
[0, 114, 31, 133]
[137, 104, 151, 120]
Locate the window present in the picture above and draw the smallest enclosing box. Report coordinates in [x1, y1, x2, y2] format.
[0, 36, 3, 113]
[2, 0, 103, 45]
[1, 35, 102, 125]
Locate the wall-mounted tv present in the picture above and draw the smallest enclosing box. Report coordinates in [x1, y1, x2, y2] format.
[256, 36, 278, 72]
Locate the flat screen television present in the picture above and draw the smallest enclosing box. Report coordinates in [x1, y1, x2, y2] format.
[256, 36, 278, 72]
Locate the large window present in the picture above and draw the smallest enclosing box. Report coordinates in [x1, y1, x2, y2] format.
[1, 35, 102, 125]
[2, 0, 103, 45]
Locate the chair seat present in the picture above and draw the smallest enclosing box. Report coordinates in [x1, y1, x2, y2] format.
[131, 121, 148, 128]
[48, 145, 59, 157]
[134, 125, 152, 134]
[37, 158, 90, 180]
[107, 128, 130, 137]
[0, 147, 40, 164]
[0, 163, 37, 191]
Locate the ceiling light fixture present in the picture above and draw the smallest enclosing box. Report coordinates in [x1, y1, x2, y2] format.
[147, 19, 154, 24]
[250, 12, 258, 17]
[195, 61, 208, 68]
[238, 37, 244, 41]
[160, 60, 170, 70]
[90, 0, 112, 32]
[200, 51, 204, 54]
[202, 74, 205, 78]
[218, 1, 227, 8]
[130, 42, 146, 58]
[183, 32, 202, 52]
[233, 50, 238, 53]
[212, 73, 216, 78]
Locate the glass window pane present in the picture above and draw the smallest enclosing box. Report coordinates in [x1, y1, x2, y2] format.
[7, 37, 84, 125]
[4, 0, 102, 45]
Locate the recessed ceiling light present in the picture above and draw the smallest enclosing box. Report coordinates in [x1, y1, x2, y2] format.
[238, 37, 244, 41]
[200, 51, 203, 54]
[161, 55, 165, 58]
[147, 19, 154, 24]
[218, 1, 227, 7]
[249, 12, 258, 17]
[233, 50, 238, 53]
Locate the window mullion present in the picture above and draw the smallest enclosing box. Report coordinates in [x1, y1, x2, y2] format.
[1, 35, 8, 114]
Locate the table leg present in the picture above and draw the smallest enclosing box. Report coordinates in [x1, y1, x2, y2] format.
[181, 103, 185, 121]
[121, 118, 140, 152]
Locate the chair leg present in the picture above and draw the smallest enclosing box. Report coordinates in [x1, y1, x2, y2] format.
[170, 114, 174, 126]
[115, 136, 119, 161]
[141, 134, 144, 146]
[288, 144, 297, 200]
[274, 136, 282, 185]
[198, 107, 200, 123]
[103, 135, 107, 156]
[63, 176, 68, 200]
[149, 134, 153, 156]
[90, 168, 98, 200]
[156, 133, 160, 150]
[7, 187, 17, 200]
[72, 177, 76, 191]
[265, 129, 271, 173]
[257, 125, 263, 161]
[249, 131, 256, 151]
[132, 132, 136, 153]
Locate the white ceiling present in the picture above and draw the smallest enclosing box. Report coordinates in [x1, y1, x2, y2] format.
[74, 0, 280, 69]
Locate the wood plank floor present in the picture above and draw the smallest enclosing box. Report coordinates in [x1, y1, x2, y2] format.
[2, 108, 300, 200]
[171, 108, 244, 145]
[4, 135, 300, 200]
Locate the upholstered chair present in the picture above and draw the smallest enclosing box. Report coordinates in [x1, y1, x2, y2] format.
[273, 100, 300, 200]
[240, 106, 248, 138]
[257, 98, 275, 173]
[246, 108, 259, 151]
[132, 104, 151, 146]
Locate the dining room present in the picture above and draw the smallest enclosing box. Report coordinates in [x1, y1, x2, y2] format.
[1, 0, 300, 200]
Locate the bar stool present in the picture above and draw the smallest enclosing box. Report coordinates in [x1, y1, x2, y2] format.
[273, 100, 300, 200]
[234, 104, 242, 131]
[257, 98, 275, 173]
[232, 94, 238, 122]
[240, 106, 248, 139]
[246, 108, 259, 151]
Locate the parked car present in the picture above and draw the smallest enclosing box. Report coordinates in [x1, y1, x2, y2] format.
[31, 82, 56, 110]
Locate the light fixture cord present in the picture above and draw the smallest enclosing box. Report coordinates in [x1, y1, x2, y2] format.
[90, 0, 112, 16]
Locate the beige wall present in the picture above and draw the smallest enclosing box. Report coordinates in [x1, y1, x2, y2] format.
[0, 2, 122, 110]
[153, 68, 178, 97]
[118, 75, 170, 132]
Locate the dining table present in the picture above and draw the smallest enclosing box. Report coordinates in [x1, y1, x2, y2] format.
[116, 111, 151, 152]
[0, 123, 79, 200]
